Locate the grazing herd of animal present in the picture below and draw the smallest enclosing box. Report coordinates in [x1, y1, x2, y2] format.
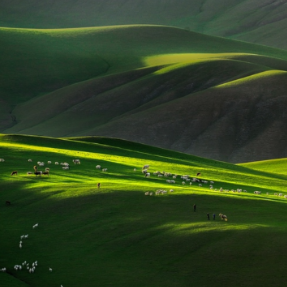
[1, 157, 287, 199]
[139, 164, 287, 204]
[0, 223, 64, 286]
[3, 158, 85, 177]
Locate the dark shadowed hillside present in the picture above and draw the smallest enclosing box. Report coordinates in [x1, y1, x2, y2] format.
[1, 0, 287, 49]
[2, 25, 287, 162]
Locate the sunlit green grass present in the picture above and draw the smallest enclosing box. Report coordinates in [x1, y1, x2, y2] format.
[1, 134, 287, 287]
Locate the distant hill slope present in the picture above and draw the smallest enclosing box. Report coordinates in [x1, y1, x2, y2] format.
[2, 25, 287, 163]
[1, 0, 287, 49]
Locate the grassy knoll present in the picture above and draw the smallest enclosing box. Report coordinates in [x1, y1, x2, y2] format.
[1, 134, 287, 286]
[240, 158, 287, 175]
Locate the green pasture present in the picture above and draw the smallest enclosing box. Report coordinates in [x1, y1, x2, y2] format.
[1, 134, 287, 286]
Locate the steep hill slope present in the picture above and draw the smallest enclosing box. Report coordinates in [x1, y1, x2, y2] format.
[1, 0, 287, 49]
[1, 134, 287, 287]
[2, 25, 287, 162]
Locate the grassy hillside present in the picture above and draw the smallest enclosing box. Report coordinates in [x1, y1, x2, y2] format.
[1, 25, 287, 106]
[2, 25, 287, 162]
[1, 134, 287, 287]
[1, 0, 287, 49]
[240, 158, 287, 175]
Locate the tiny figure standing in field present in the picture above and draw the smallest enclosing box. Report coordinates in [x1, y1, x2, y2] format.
[193, 204, 196, 212]
[213, 213, 216, 220]
[97, 183, 101, 188]
[207, 213, 210, 220]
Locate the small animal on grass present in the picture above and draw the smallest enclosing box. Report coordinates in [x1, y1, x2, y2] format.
[196, 172, 201, 176]
[11, 171, 18, 176]
[5, 201, 11, 206]
[97, 183, 101, 188]
[42, 171, 49, 176]
[219, 213, 228, 221]
[34, 171, 42, 176]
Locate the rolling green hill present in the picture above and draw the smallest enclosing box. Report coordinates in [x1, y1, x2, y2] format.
[1, 0, 287, 49]
[1, 134, 287, 287]
[2, 25, 287, 162]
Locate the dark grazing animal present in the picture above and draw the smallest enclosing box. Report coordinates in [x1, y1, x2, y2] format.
[11, 171, 18, 176]
[196, 172, 201, 176]
[42, 171, 49, 176]
[5, 201, 11, 205]
[34, 171, 42, 176]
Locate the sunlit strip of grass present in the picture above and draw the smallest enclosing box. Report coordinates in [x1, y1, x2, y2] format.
[144, 53, 255, 67]
[158, 222, 270, 235]
[14, 177, 287, 204]
[214, 70, 287, 88]
[0, 141, 211, 173]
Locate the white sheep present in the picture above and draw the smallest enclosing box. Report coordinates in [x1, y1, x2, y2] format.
[102, 168, 108, 172]
[143, 164, 150, 170]
[49, 268, 52, 272]
[55, 162, 59, 165]
[33, 223, 38, 228]
[145, 192, 149, 195]
[133, 168, 136, 171]
[28, 159, 32, 162]
[0, 158, 5, 162]
[47, 161, 52, 164]
[145, 173, 150, 177]
[96, 165, 101, 169]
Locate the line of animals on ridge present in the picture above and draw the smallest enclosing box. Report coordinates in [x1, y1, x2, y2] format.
[0, 222, 64, 287]
[139, 164, 287, 199]
[6, 158, 82, 177]
[2, 158, 287, 203]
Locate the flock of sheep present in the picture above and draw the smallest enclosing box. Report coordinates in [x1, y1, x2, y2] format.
[140, 164, 287, 199]
[0, 223, 64, 286]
